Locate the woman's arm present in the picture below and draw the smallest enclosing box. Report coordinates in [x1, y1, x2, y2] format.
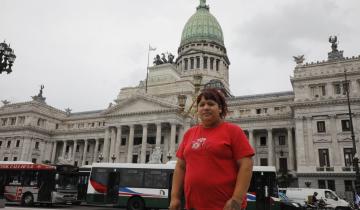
[169, 158, 186, 210]
[224, 157, 253, 210]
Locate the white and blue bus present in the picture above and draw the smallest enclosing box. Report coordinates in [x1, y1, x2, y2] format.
[86, 163, 279, 210]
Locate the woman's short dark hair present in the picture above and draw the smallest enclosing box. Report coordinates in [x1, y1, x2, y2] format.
[196, 88, 228, 118]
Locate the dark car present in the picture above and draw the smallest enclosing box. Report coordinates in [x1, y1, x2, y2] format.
[279, 192, 304, 210]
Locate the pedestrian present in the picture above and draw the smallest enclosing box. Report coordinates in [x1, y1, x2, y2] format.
[169, 88, 255, 210]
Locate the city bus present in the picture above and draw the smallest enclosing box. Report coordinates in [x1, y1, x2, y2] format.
[0, 161, 78, 206]
[87, 162, 279, 210]
[76, 165, 92, 204]
[87, 162, 176, 209]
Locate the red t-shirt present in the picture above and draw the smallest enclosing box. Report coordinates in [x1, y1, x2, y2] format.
[176, 122, 254, 210]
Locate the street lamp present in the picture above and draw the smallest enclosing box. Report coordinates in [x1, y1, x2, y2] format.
[344, 70, 360, 195]
[111, 154, 116, 163]
[167, 152, 172, 162]
[98, 153, 104, 163]
[0, 41, 16, 74]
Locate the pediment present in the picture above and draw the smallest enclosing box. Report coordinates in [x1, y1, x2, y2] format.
[105, 95, 177, 115]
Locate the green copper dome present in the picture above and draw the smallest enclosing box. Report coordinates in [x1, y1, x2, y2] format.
[180, 0, 224, 46]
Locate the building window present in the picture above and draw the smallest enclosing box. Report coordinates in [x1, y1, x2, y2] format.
[13, 157, 17, 161]
[16, 140, 20, 147]
[3, 157, 8, 161]
[121, 138, 126, 146]
[32, 158, 37, 163]
[76, 145, 80, 152]
[55, 124, 59, 129]
[343, 82, 349, 95]
[35, 142, 40, 149]
[1, 118, 7, 126]
[216, 59, 220, 71]
[319, 149, 330, 167]
[260, 158, 268, 166]
[190, 58, 194, 69]
[0, 141, 2, 147]
[320, 85, 326, 96]
[196, 57, 200, 68]
[7, 141, 11, 148]
[344, 148, 353, 167]
[341, 120, 351, 132]
[98, 144, 102, 152]
[132, 154, 138, 163]
[65, 145, 69, 152]
[278, 136, 286, 146]
[147, 137, 156, 144]
[317, 121, 326, 133]
[146, 154, 150, 163]
[260, 136, 267, 146]
[318, 180, 326, 189]
[10, 117, 16, 125]
[279, 158, 288, 172]
[161, 136, 164, 144]
[327, 180, 336, 191]
[184, 59, 188, 70]
[344, 180, 354, 192]
[85, 161, 89, 165]
[74, 161, 78, 166]
[18, 116, 25, 125]
[256, 109, 261, 114]
[203, 57, 208, 69]
[87, 144, 90, 152]
[134, 137, 142, 145]
[334, 84, 341, 94]
[210, 58, 214, 70]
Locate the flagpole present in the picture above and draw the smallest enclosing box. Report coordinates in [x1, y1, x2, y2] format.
[145, 45, 150, 93]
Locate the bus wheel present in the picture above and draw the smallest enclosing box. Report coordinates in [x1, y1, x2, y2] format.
[127, 197, 145, 210]
[21, 193, 34, 206]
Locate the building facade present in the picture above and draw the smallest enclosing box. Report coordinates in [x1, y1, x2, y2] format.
[1, 0, 360, 198]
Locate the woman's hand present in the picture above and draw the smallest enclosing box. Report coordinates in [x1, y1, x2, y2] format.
[169, 197, 182, 210]
[223, 197, 242, 210]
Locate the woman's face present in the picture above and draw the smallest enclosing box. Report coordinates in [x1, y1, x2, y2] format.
[197, 96, 222, 127]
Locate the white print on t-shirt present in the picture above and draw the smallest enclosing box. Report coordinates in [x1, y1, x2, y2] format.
[191, 137, 206, 150]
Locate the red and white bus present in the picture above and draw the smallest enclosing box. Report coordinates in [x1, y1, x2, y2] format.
[0, 161, 78, 206]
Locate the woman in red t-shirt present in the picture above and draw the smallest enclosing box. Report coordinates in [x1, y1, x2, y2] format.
[169, 88, 254, 210]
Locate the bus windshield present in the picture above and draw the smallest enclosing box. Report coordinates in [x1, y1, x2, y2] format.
[57, 173, 78, 190]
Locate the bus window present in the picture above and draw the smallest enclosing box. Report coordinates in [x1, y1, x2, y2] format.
[119, 169, 144, 188]
[144, 169, 168, 189]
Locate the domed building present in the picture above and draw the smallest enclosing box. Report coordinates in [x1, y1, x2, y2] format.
[1, 0, 360, 198]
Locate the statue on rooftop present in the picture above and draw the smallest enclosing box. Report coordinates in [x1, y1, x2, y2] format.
[293, 55, 305, 65]
[329, 36, 338, 52]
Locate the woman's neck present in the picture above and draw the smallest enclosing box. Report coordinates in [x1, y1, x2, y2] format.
[202, 119, 223, 128]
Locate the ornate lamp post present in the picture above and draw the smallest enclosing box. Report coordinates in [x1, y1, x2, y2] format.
[0, 41, 16, 74]
[111, 154, 116, 163]
[98, 153, 104, 163]
[167, 152, 172, 162]
[344, 70, 360, 195]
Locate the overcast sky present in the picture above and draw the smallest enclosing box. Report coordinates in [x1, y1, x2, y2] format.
[1, 0, 360, 112]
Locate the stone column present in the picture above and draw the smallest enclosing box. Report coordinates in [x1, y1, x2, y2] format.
[295, 117, 306, 167]
[51, 141, 57, 163]
[62, 140, 67, 158]
[287, 127, 294, 171]
[267, 129, 274, 166]
[330, 115, 340, 166]
[127, 125, 135, 163]
[306, 117, 315, 164]
[102, 127, 110, 162]
[169, 123, 177, 159]
[155, 123, 162, 147]
[115, 126, 122, 161]
[248, 129, 255, 148]
[26, 138, 34, 161]
[109, 128, 116, 160]
[72, 140, 78, 165]
[20, 137, 31, 161]
[82, 140, 88, 165]
[93, 138, 99, 163]
[140, 124, 148, 163]
[178, 126, 184, 146]
[40, 141, 47, 163]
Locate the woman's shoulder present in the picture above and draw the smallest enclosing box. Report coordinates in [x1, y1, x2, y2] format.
[223, 121, 243, 131]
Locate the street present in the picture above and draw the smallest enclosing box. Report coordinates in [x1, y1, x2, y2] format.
[3, 204, 125, 210]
